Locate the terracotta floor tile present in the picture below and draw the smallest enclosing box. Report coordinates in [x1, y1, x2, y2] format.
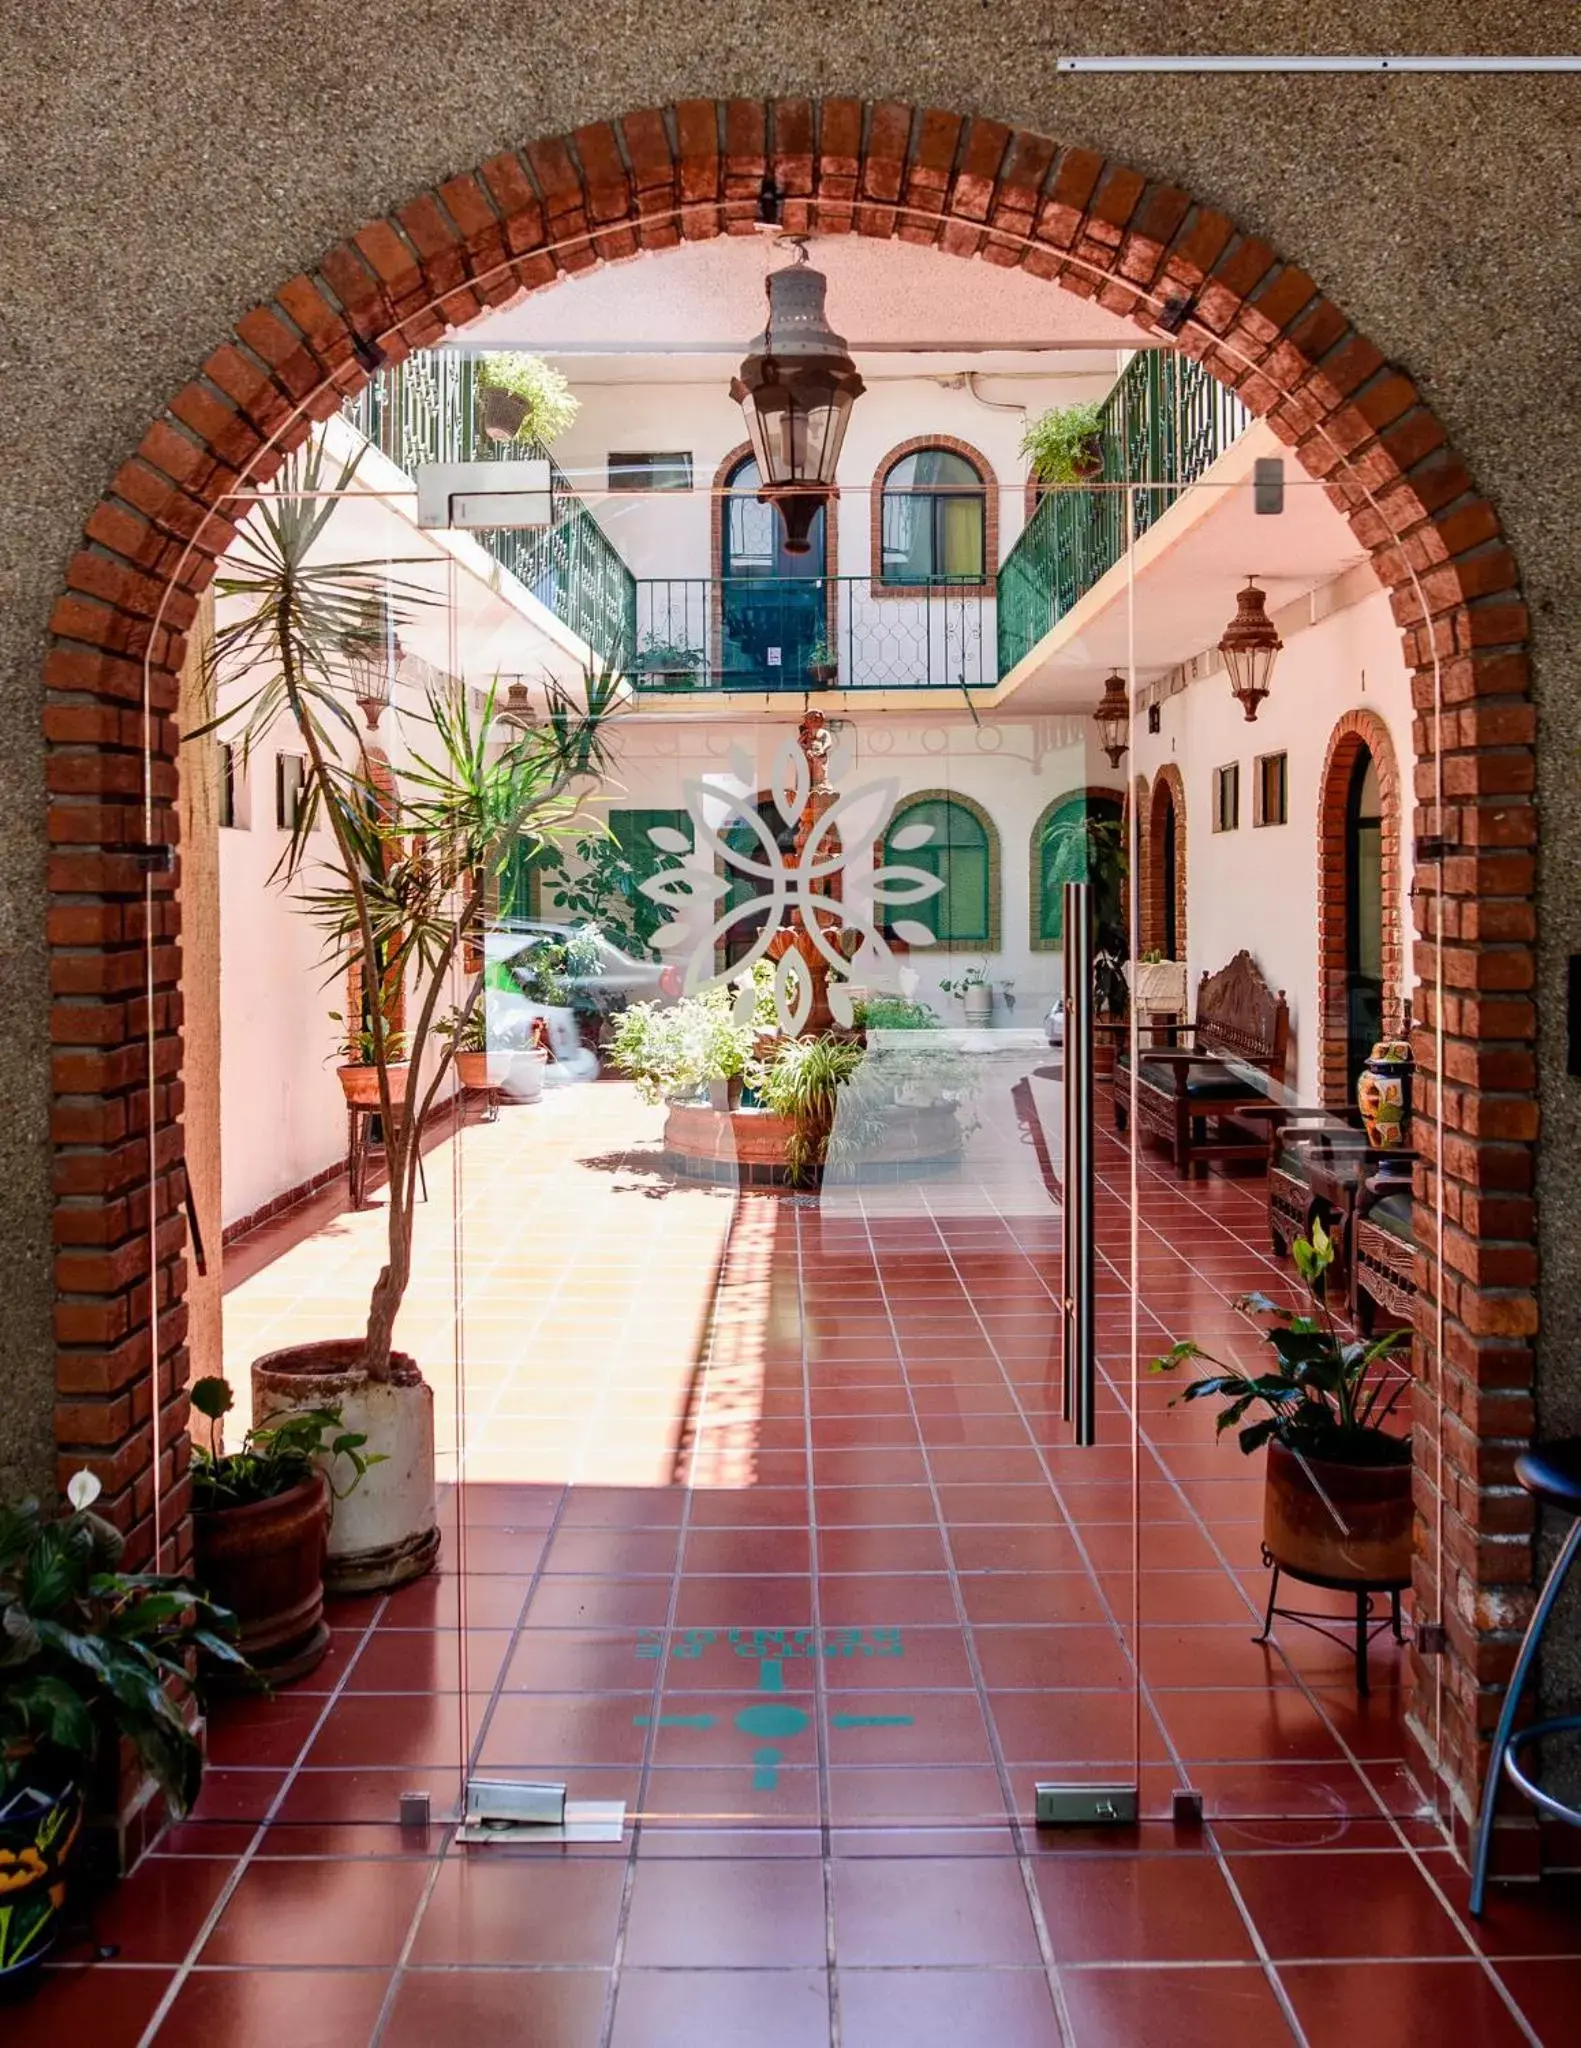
[152, 1966, 391, 2047]
[477, 1690, 653, 1767]
[972, 1624, 1131, 1692]
[826, 1767, 1011, 1826]
[1494, 1957, 1581, 2045]
[526, 1574, 674, 1628]
[838, 1967, 1061, 2047]
[816, 1524, 950, 1573]
[344, 1627, 513, 1694]
[58, 1854, 233, 1965]
[1057, 1963, 1295, 2048]
[833, 1855, 1042, 1964]
[1148, 1685, 1345, 1764]
[623, 1857, 827, 1966]
[818, 1573, 959, 1627]
[1033, 1852, 1259, 1963]
[196, 1856, 432, 1966]
[610, 1968, 830, 2047]
[407, 1854, 624, 1964]
[1227, 1850, 1474, 1960]
[824, 1689, 993, 1767]
[14, 1964, 172, 2045]
[379, 1967, 609, 2044]
[1278, 1961, 1528, 2047]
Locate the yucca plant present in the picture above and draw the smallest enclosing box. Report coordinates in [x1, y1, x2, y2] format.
[757, 1033, 875, 1185]
[196, 436, 619, 1379]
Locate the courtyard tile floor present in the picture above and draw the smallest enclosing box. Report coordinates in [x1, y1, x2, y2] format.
[17, 1076, 1576, 2044]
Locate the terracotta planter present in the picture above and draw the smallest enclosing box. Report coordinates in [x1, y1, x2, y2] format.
[0, 1778, 84, 1982]
[251, 1341, 439, 1595]
[192, 1472, 330, 1683]
[1263, 1439, 1413, 1586]
[480, 386, 528, 442]
[455, 1050, 510, 1092]
[337, 1062, 411, 1109]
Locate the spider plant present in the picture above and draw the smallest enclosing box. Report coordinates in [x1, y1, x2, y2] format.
[194, 435, 619, 1380]
[757, 1033, 875, 1185]
[1152, 1222, 1411, 1467]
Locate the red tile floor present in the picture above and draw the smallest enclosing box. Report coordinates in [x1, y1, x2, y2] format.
[17, 1076, 1577, 2044]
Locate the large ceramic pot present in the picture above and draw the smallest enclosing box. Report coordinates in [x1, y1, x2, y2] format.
[1356, 1039, 1413, 1149]
[1263, 1440, 1413, 1586]
[337, 1062, 412, 1110]
[0, 1778, 83, 1983]
[502, 1046, 548, 1102]
[962, 985, 993, 1027]
[251, 1341, 439, 1595]
[455, 1050, 510, 1093]
[193, 1472, 331, 1683]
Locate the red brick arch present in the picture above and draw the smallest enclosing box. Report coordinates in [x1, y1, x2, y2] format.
[1143, 764, 1188, 961]
[43, 98, 1536, 1831]
[868, 432, 999, 598]
[1316, 709, 1406, 1108]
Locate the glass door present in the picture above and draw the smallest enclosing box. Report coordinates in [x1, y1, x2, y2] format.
[720, 453, 829, 692]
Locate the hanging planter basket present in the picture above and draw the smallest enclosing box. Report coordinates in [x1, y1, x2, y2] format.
[480, 387, 530, 443]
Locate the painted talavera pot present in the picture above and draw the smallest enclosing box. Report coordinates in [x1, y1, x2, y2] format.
[1263, 1440, 1414, 1586]
[251, 1341, 439, 1596]
[192, 1471, 331, 1683]
[0, 1780, 83, 1983]
[1356, 1038, 1413, 1149]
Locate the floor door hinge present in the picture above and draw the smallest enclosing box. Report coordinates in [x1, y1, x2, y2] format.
[1035, 1783, 1139, 1827]
[456, 1777, 627, 1844]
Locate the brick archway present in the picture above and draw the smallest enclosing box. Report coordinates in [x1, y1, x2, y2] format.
[1316, 709, 1405, 1109]
[43, 98, 1536, 1830]
[1143, 765, 1188, 961]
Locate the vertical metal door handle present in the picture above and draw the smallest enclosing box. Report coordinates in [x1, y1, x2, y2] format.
[1061, 881, 1096, 1446]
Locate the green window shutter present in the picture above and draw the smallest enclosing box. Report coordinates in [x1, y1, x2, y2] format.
[608, 808, 693, 950]
[884, 796, 992, 946]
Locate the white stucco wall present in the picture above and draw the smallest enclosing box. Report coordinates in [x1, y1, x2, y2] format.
[1131, 581, 1414, 1105]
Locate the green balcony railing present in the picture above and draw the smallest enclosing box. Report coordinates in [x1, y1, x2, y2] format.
[996, 351, 1252, 676]
[632, 575, 994, 694]
[343, 354, 636, 672]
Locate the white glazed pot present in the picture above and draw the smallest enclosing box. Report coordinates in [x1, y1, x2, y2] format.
[503, 1047, 548, 1102]
[962, 986, 993, 1027]
[251, 1341, 439, 1595]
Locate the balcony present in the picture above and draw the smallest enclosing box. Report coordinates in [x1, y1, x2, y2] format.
[632, 575, 994, 696]
[996, 350, 1253, 676]
[343, 353, 636, 671]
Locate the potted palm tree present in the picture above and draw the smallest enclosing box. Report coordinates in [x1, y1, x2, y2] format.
[189, 1377, 380, 1683]
[1, 1472, 242, 1982]
[1153, 1222, 1413, 1586]
[197, 436, 618, 1591]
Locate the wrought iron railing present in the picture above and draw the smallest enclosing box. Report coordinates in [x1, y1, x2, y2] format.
[343, 354, 636, 671]
[631, 575, 994, 694]
[996, 351, 1252, 675]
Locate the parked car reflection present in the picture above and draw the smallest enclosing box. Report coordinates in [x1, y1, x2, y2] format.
[482, 920, 681, 1091]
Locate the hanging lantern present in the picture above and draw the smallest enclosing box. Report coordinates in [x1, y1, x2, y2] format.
[494, 679, 540, 738]
[1093, 671, 1129, 768]
[731, 245, 865, 555]
[1218, 578, 1283, 721]
[342, 603, 401, 730]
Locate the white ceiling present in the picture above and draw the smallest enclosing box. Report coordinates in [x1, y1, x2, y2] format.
[455, 231, 1143, 374]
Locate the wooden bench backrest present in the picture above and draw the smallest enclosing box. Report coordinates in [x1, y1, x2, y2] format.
[1193, 951, 1290, 1082]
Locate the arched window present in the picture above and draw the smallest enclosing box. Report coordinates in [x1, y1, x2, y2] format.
[883, 793, 997, 948]
[880, 447, 987, 586]
[1345, 747, 1384, 1089]
[1032, 791, 1124, 949]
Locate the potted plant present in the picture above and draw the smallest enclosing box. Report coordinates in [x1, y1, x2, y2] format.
[474, 352, 579, 446]
[197, 436, 618, 1591]
[1021, 400, 1106, 487]
[437, 1004, 508, 1095]
[756, 1032, 870, 1186]
[703, 1005, 754, 1112]
[806, 638, 838, 686]
[0, 1471, 243, 1982]
[332, 1011, 410, 1108]
[1153, 1222, 1413, 1586]
[940, 963, 994, 1026]
[633, 633, 704, 690]
[189, 1378, 380, 1682]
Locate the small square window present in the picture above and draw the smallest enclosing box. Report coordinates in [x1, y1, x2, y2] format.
[219, 743, 248, 829]
[275, 753, 307, 830]
[1212, 763, 1240, 833]
[608, 451, 693, 492]
[1254, 752, 1288, 827]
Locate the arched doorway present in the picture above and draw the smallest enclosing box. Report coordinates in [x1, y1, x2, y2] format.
[1145, 765, 1187, 964]
[1317, 710, 1403, 1110]
[40, 100, 1535, 1837]
[719, 450, 828, 691]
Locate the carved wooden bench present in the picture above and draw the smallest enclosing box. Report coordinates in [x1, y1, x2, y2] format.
[1114, 950, 1290, 1176]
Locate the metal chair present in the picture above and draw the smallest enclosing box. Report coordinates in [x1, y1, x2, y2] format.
[1469, 1437, 1581, 1914]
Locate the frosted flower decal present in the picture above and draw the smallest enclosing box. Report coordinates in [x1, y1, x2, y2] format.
[640, 733, 943, 1030]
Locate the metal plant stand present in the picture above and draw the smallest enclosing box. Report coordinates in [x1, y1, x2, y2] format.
[1254, 1546, 1407, 1696]
[346, 1103, 430, 1211]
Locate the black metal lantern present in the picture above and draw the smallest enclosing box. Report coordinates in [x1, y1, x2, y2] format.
[343, 611, 401, 731]
[731, 246, 865, 555]
[1218, 578, 1283, 722]
[1093, 671, 1129, 768]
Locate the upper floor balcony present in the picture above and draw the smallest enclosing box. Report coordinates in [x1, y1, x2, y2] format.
[345, 344, 1252, 702]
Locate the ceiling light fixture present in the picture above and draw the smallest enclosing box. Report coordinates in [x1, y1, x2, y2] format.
[1217, 579, 1283, 721]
